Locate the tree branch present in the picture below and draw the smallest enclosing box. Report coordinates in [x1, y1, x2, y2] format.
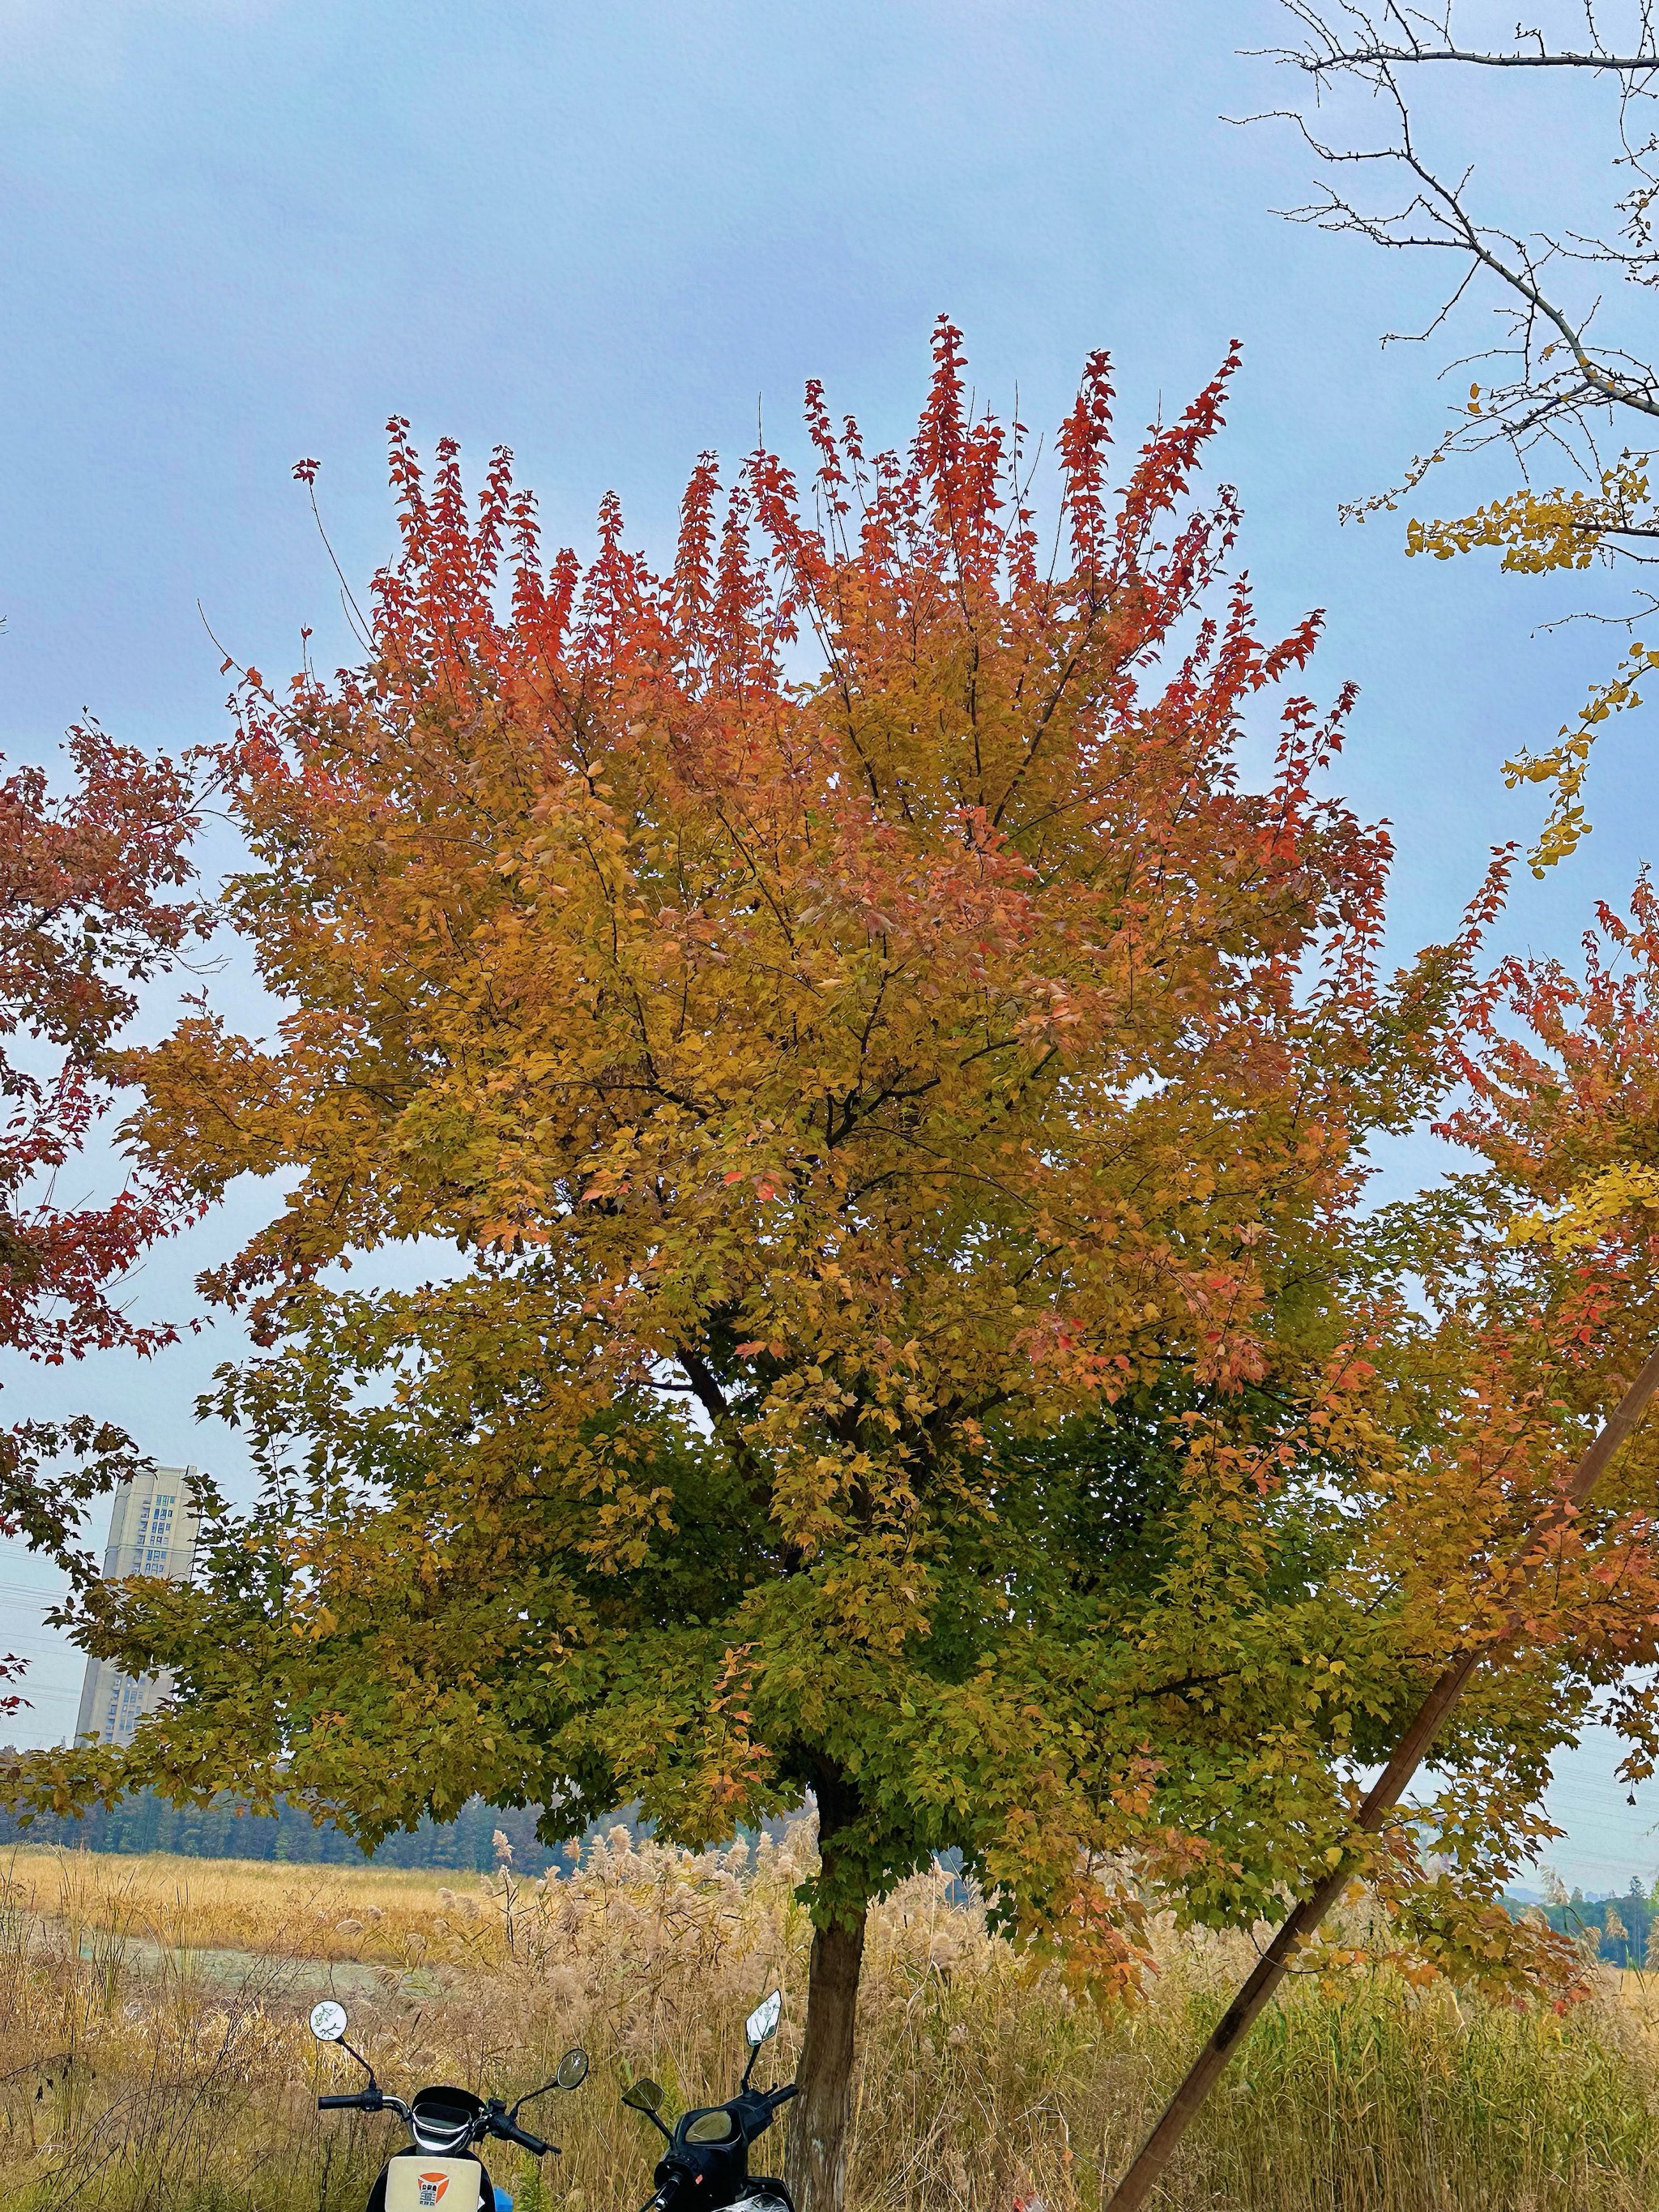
[1268, 0, 1659, 79]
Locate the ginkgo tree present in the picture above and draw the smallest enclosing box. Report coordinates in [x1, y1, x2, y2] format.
[14, 326, 1659, 2212]
[1262, 0, 1659, 871]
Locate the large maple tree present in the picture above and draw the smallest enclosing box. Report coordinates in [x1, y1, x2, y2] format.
[17, 327, 1659, 2212]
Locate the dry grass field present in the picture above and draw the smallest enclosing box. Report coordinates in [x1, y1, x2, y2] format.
[4, 1826, 1659, 2212]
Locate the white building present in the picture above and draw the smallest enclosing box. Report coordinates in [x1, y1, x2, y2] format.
[74, 1466, 203, 1747]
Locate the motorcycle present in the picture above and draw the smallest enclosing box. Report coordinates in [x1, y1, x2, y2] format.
[620, 1991, 797, 2212]
[309, 1998, 588, 2212]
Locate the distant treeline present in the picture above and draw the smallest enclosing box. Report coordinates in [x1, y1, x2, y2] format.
[1, 1767, 1645, 1951]
[0, 1769, 585, 1874]
[1523, 1884, 1656, 1969]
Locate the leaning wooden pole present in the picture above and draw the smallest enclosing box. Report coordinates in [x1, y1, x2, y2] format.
[1103, 1343, 1659, 2212]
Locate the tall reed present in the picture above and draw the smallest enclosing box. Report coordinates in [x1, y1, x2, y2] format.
[2, 1829, 1656, 2212]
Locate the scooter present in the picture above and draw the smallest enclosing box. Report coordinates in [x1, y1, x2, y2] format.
[620, 1992, 797, 2212]
[309, 1998, 588, 2212]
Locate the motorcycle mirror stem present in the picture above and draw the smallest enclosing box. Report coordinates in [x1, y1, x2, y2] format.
[309, 2001, 382, 2095]
[329, 2037, 382, 2096]
[325, 2035, 381, 2095]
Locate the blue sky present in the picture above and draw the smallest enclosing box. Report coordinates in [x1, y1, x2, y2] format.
[2, 0, 1657, 1886]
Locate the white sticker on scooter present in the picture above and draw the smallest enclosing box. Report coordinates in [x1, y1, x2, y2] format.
[384, 2158, 483, 2211]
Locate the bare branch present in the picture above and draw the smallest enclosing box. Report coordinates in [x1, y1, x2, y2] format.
[1265, 0, 1659, 79]
[1250, 11, 1659, 506]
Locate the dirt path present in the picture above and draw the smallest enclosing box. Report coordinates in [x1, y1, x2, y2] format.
[71, 1924, 411, 1996]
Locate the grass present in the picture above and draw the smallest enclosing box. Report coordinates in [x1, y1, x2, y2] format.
[2, 1826, 1659, 2212]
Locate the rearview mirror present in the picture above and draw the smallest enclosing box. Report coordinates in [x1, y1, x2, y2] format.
[744, 1990, 782, 2048]
[511, 2046, 591, 2120]
[309, 2001, 348, 2043]
[622, 2079, 664, 2114]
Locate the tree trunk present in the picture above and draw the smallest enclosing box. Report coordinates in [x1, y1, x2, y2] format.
[784, 1790, 868, 2212]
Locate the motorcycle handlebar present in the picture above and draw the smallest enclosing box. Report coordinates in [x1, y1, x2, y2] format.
[768, 2085, 799, 2108]
[318, 2095, 374, 2111]
[494, 2120, 552, 2157]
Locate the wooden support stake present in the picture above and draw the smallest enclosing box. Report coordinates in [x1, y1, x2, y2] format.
[1103, 1343, 1659, 2212]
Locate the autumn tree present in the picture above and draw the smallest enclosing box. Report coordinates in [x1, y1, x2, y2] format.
[0, 724, 200, 1703]
[1259, 0, 1659, 869]
[14, 327, 1653, 2212]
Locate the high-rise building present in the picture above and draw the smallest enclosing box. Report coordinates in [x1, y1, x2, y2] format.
[73, 1466, 203, 1747]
